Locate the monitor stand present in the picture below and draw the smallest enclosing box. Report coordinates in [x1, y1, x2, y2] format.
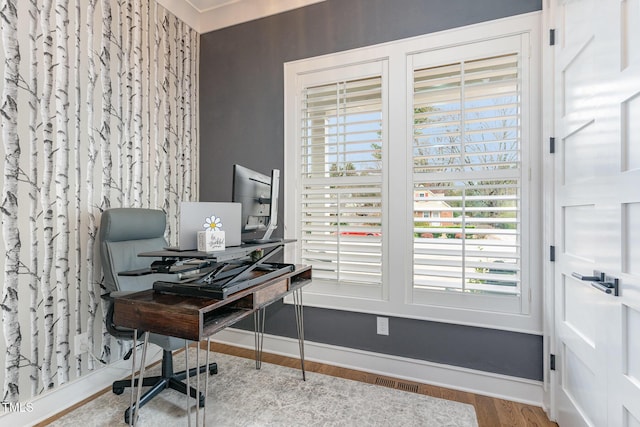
[243, 221, 279, 245]
[243, 238, 282, 245]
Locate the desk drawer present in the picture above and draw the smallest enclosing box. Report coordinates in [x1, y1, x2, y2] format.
[253, 279, 288, 307]
[114, 298, 201, 341]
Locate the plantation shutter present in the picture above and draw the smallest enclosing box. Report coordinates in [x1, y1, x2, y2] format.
[299, 76, 384, 287]
[412, 53, 521, 296]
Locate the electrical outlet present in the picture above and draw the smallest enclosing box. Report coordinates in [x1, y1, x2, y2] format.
[74, 332, 89, 356]
[376, 316, 389, 336]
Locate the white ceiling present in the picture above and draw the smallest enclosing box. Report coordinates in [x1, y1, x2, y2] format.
[158, 0, 325, 33]
[188, 0, 241, 12]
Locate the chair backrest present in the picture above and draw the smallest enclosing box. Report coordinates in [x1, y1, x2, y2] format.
[99, 208, 169, 294]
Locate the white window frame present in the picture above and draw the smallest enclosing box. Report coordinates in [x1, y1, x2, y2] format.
[284, 12, 542, 333]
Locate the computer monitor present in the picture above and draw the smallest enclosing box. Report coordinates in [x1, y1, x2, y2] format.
[232, 164, 280, 243]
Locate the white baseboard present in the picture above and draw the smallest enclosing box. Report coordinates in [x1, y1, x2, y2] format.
[0, 348, 163, 426]
[213, 328, 545, 407]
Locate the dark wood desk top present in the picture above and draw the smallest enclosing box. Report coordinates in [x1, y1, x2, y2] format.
[113, 264, 311, 341]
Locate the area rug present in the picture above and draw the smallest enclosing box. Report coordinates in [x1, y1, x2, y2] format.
[48, 352, 478, 426]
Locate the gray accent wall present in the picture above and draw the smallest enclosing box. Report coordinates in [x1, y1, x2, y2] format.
[199, 0, 543, 381]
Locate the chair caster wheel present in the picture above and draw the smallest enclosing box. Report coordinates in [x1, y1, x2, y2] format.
[125, 408, 139, 425]
[199, 395, 205, 407]
[209, 364, 218, 375]
[113, 386, 125, 395]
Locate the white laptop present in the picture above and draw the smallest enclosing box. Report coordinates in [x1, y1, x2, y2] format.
[170, 202, 242, 250]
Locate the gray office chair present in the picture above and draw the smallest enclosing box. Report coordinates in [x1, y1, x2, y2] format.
[100, 208, 217, 423]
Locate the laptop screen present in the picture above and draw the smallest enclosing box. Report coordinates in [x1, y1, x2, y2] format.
[178, 202, 242, 249]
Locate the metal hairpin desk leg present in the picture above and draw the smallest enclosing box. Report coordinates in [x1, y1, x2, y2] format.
[185, 340, 216, 426]
[128, 330, 137, 427]
[293, 288, 306, 381]
[187, 339, 212, 427]
[203, 338, 212, 426]
[254, 289, 305, 380]
[185, 340, 193, 427]
[134, 333, 149, 425]
[128, 330, 149, 426]
[195, 341, 201, 427]
[254, 308, 266, 369]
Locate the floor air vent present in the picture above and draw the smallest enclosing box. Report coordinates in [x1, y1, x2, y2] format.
[397, 382, 419, 393]
[374, 377, 420, 394]
[374, 377, 396, 388]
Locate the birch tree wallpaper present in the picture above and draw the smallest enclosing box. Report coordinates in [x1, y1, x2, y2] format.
[0, 0, 199, 403]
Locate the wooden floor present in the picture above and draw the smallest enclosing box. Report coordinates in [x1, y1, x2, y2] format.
[211, 342, 558, 427]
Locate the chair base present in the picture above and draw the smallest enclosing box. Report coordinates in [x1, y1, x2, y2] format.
[113, 350, 217, 424]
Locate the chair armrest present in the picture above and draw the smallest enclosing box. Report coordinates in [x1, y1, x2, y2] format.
[101, 290, 137, 302]
[103, 294, 143, 340]
[118, 268, 154, 276]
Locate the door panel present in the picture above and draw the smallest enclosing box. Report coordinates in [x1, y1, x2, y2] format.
[624, 203, 640, 275]
[563, 277, 599, 344]
[562, 124, 599, 184]
[560, 0, 594, 51]
[563, 205, 595, 260]
[621, 0, 640, 69]
[563, 343, 603, 425]
[623, 94, 640, 171]
[624, 306, 640, 382]
[553, 0, 640, 426]
[620, 304, 640, 424]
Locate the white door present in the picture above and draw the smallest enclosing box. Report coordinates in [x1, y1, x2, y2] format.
[553, 0, 640, 426]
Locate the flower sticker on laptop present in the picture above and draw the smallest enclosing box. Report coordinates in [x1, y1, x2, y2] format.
[203, 215, 223, 231]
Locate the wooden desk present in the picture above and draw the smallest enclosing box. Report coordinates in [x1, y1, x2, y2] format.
[113, 265, 311, 341]
[113, 264, 311, 426]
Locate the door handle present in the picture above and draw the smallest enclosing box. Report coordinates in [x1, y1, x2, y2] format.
[590, 278, 619, 296]
[571, 271, 604, 282]
[571, 271, 619, 296]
